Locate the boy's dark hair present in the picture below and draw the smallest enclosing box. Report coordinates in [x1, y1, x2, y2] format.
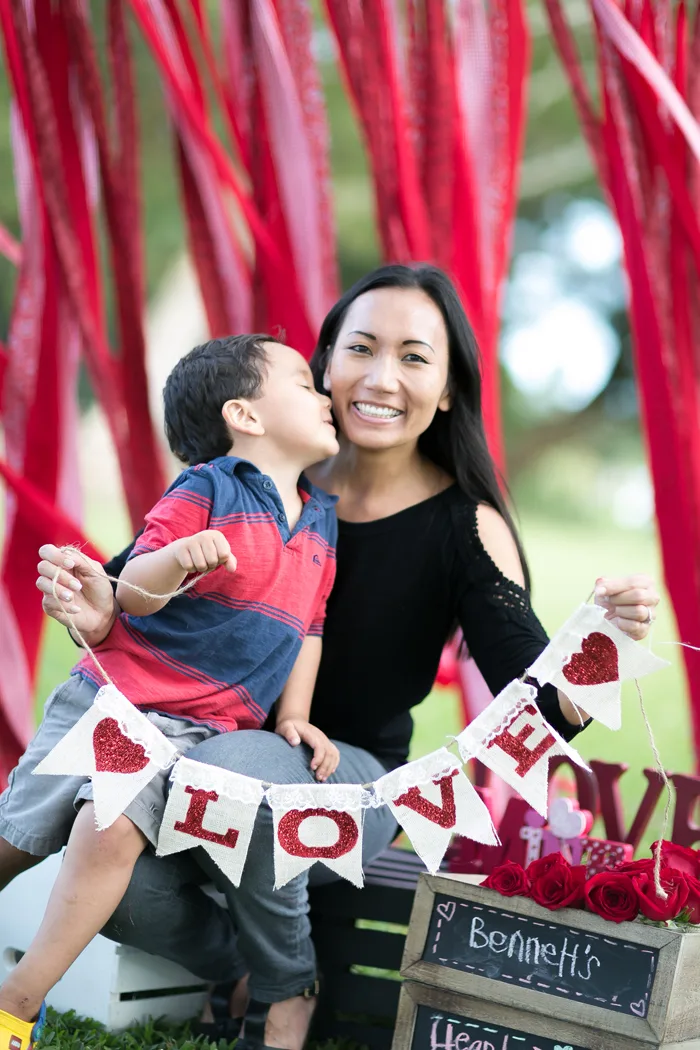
[164, 334, 277, 465]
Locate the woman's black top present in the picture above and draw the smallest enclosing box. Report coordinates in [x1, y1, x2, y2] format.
[104, 485, 586, 771]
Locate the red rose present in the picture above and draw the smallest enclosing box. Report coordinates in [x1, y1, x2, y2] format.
[650, 841, 700, 878]
[615, 858, 655, 875]
[584, 871, 639, 923]
[683, 873, 700, 924]
[483, 862, 530, 897]
[527, 853, 565, 880]
[633, 869, 689, 922]
[529, 854, 586, 911]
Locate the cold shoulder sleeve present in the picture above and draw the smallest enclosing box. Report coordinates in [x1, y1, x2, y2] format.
[449, 496, 588, 742]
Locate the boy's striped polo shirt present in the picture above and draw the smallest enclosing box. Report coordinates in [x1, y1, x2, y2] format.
[76, 456, 337, 732]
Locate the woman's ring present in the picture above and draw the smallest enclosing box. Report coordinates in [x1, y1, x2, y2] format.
[644, 607, 654, 625]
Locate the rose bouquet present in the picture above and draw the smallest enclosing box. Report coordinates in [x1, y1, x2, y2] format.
[482, 841, 700, 926]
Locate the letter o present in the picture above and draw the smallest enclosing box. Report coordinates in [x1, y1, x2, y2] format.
[277, 808, 359, 858]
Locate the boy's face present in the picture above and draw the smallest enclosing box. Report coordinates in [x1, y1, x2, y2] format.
[255, 342, 339, 464]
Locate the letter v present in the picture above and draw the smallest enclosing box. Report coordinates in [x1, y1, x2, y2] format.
[393, 771, 458, 828]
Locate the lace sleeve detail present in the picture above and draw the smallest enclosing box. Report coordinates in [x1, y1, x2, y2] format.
[450, 496, 532, 622]
[448, 495, 589, 742]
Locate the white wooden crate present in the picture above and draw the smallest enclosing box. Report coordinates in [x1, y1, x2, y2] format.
[0, 853, 208, 1029]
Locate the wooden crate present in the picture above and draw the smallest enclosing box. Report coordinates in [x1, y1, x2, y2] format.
[0, 853, 208, 1028]
[393, 979, 700, 1050]
[309, 848, 436, 1050]
[399, 873, 700, 1047]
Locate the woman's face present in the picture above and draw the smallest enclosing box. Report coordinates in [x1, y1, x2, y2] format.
[324, 287, 451, 452]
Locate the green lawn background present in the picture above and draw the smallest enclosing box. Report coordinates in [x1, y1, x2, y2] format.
[36, 510, 692, 850]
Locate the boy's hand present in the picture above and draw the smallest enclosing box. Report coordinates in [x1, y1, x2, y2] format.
[173, 530, 237, 575]
[276, 719, 340, 782]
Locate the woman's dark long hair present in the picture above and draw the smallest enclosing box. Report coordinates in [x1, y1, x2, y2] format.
[310, 263, 531, 589]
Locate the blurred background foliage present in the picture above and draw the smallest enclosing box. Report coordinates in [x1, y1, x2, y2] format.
[0, 2, 642, 530]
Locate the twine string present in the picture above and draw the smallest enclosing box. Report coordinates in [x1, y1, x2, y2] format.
[634, 678, 672, 900]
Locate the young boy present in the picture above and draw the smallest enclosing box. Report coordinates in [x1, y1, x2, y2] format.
[0, 335, 340, 1049]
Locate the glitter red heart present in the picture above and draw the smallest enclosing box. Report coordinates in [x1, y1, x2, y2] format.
[562, 632, 619, 686]
[93, 717, 149, 774]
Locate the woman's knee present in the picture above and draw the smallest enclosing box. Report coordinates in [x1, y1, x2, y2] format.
[101, 851, 181, 942]
[187, 730, 308, 782]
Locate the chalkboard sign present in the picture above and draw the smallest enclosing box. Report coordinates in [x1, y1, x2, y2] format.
[422, 893, 657, 1019]
[412, 1003, 589, 1050]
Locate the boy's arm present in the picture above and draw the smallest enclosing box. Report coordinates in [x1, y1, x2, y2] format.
[118, 531, 235, 617]
[116, 469, 235, 618]
[275, 636, 339, 781]
[276, 635, 322, 725]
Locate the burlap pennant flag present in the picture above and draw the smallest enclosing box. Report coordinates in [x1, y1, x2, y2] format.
[456, 682, 589, 817]
[527, 604, 668, 730]
[373, 748, 498, 873]
[268, 783, 366, 890]
[157, 757, 265, 887]
[33, 683, 178, 829]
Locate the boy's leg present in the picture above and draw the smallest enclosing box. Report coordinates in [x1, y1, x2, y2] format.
[0, 677, 100, 870]
[0, 710, 220, 1021]
[0, 803, 147, 1022]
[0, 839, 42, 892]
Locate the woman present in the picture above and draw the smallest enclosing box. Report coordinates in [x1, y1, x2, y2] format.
[33, 265, 659, 1050]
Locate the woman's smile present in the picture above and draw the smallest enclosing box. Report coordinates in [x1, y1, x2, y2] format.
[352, 401, 404, 422]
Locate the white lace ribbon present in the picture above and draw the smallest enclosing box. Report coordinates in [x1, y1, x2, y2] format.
[170, 755, 266, 805]
[456, 683, 538, 759]
[373, 748, 461, 805]
[266, 781, 372, 812]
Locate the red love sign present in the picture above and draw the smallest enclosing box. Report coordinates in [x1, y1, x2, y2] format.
[93, 717, 149, 773]
[563, 632, 619, 686]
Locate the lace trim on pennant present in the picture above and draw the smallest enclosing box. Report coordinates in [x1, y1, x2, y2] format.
[171, 756, 265, 805]
[458, 684, 538, 757]
[373, 748, 461, 805]
[266, 782, 371, 812]
[94, 684, 178, 769]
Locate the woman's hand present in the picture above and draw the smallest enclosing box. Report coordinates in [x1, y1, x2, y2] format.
[35, 544, 118, 644]
[594, 575, 660, 641]
[275, 718, 340, 782]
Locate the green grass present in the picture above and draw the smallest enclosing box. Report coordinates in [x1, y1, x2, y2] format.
[35, 1008, 360, 1050]
[35, 1010, 217, 1050]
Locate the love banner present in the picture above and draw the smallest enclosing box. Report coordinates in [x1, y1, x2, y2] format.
[32, 604, 668, 883]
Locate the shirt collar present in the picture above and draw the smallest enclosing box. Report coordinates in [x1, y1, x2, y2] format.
[208, 455, 259, 476]
[299, 473, 339, 508]
[208, 456, 338, 506]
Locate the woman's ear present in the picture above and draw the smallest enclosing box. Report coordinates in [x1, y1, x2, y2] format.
[437, 385, 452, 412]
[222, 399, 265, 437]
[322, 345, 333, 392]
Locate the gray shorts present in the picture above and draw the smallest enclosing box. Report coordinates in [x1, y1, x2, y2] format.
[0, 675, 217, 853]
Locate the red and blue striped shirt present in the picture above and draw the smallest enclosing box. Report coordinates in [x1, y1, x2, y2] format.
[76, 456, 337, 732]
